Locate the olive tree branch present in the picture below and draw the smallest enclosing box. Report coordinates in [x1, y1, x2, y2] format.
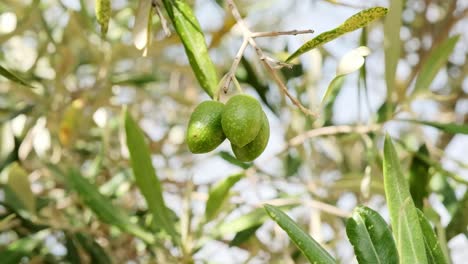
[251, 29, 314, 38]
[222, 0, 318, 118]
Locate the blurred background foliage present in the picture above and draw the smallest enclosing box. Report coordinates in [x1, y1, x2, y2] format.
[0, 0, 467, 263]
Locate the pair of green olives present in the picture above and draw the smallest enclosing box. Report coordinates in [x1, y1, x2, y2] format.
[186, 94, 270, 162]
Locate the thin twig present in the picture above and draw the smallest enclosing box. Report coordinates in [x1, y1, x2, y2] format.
[288, 124, 381, 147]
[226, 0, 319, 118]
[251, 29, 314, 38]
[259, 198, 351, 218]
[222, 37, 249, 93]
[154, 0, 171, 37]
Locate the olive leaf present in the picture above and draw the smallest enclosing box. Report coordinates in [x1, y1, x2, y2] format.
[416, 209, 448, 264]
[384, 0, 403, 108]
[286, 7, 387, 62]
[74, 233, 113, 264]
[412, 35, 460, 97]
[264, 204, 335, 264]
[346, 206, 398, 264]
[6, 162, 36, 214]
[0, 65, 34, 88]
[162, 0, 219, 98]
[409, 145, 431, 209]
[205, 173, 244, 221]
[400, 119, 468, 135]
[50, 165, 155, 244]
[95, 0, 111, 36]
[446, 191, 468, 239]
[0, 230, 48, 264]
[383, 135, 427, 264]
[217, 207, 269, 236]
[124, 110, 180, 243]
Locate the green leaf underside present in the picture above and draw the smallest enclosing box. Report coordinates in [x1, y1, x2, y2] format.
[346, 206, 398, 264]
[416, 209, 448, 264]
[124, 110, 179, 242]
[162, 0, 219, 98]
[412, 35, 460, 96]
[264, 204, 335, 264]
[205, 173, 244, 221]
[286, 7, 388, 62]
[383, 135, 428, 264]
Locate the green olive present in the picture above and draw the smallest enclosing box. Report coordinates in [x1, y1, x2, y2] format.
[186, 101, 225, 153]
[232, 111, 269, 162]
[221, 94, 262, 147]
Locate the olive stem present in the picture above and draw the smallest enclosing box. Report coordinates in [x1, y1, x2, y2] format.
[221, 37, 249, 94]
[251, 29, 314, 38]
[226, 0, 319, 118]
[232, 76, 243, 93]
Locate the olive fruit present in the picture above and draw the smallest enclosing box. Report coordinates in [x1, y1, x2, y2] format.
[231, 111, 269, 162]
[221, 95, 263, 147]
[186, 101, 226, 153]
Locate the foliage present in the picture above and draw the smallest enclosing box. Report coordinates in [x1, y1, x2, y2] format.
[0, 0, 467, 263]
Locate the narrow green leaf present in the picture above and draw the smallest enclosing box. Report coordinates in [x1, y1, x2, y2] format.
[412, 35, 460, 96]
[264, 204, 336, 264]
[64, 233, 81, 264]
[124, 110, 179, 242]
[205, 173, 244, 221]
[322, 75, 345, 105]
[323, 75, 346, 125]
[219, 151, 252, 169]
[383, 135, 428, 264]
[416, 209, 448, 264]
[217, 207, 269, 235]
[74, 233, 112, 264]
[162, 0, 219, 98]
[346, 205, 398, 264]
[430, 174, 458, 215]
[383, 0, 403, 119]
[0, 65, 34, 88]
[0, 231, 47, 264]
[6, 162, 35, 214]
[229, 224, 262, 247]
[409, 145, 431, 209]
[95, 0, 111, 36]
[397, 139, 468, 187]
[286, 7, 387, 62]
[446, 190, 468, 239]
[401, 119, 468, 135]
[54, 167, 154, 244]
[376, 101, 396, 123]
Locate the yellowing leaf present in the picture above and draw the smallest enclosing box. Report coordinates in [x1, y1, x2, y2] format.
[95, 0, 111, 36]
[59, 99, 84, 146]
[6, 162, 35, 214]
[286, 7, 387, 62]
